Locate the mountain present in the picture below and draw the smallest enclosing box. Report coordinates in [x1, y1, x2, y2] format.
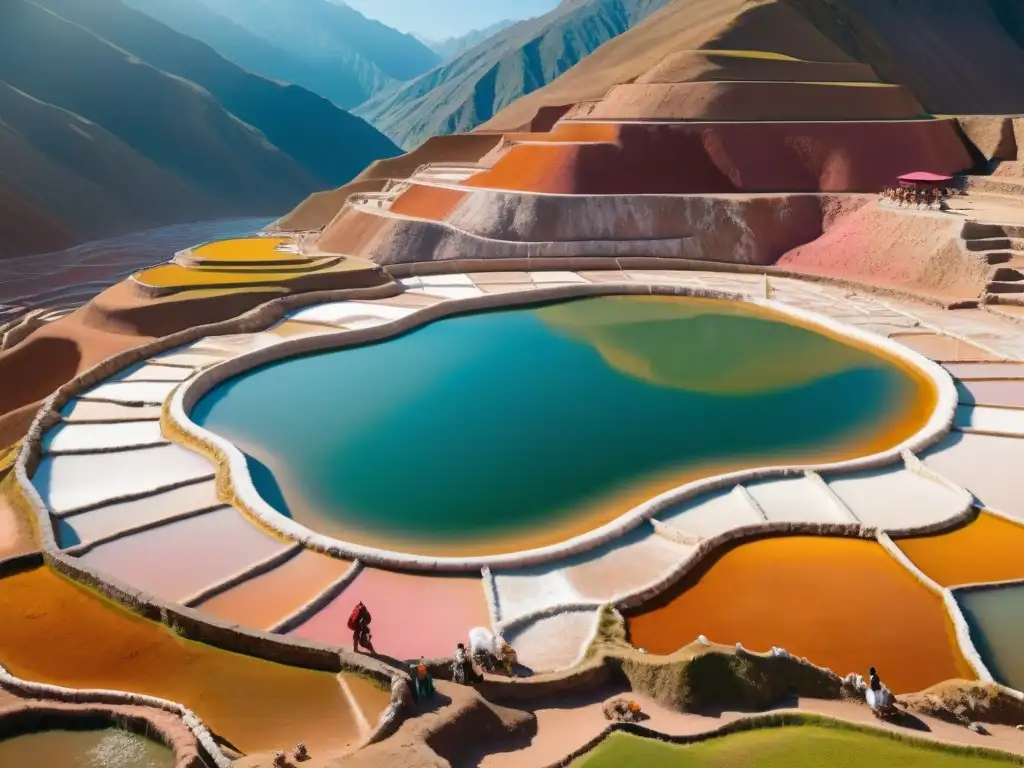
[0, 0, 399, 258]
[424, 20, 519, 61]
[122, 0, 366, 109]
[200, 0, 442, 106]
[354, 0, 673, 150]
[483, 0, 1024, 130]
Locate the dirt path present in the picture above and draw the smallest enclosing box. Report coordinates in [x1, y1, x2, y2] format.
[471, 689, 1024, 767]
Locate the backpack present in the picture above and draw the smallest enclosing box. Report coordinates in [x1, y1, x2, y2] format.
[347, 603, 365, 631]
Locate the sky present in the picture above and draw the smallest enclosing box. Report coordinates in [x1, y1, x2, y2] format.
[341, 0, 561, 40]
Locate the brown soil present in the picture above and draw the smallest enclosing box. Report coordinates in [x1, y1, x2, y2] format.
[482, 0, 853, 132]
[314, 207, 391, 257]
[389, 185, 467, 222]
[574, 81, 926, 122]
[902, 680, 1024, 728]
[463, 121, 972, 195]
[273, 135, 502, 233]
[0, 180, 78, 260]
[956, 116, 1019, 164]
[778, 202, 989, 301]
[636, 51, 879, 85]
[235, 682, 535, 768]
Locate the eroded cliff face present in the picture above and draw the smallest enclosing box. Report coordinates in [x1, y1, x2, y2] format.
[318, 193, 869, 268]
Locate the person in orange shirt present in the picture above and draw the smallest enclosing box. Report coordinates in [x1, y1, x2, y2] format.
[412, 658, 435, 702]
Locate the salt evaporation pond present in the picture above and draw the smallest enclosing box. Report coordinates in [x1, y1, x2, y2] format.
[0, 728, 174, 768]
[956, 583, 1024, 692]
[191, 296, 935, 556]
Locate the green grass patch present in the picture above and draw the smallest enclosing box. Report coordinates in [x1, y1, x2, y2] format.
[572, 721, 1024, 768]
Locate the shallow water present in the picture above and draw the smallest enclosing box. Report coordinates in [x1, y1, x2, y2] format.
[0, 729, 173, 768]
[192, 295, 933, 556]
[897, 512, 1024, 587]
[0, 567, 389, 755]
[957, 583, 1024, 692]
[626, 536, 974, 693]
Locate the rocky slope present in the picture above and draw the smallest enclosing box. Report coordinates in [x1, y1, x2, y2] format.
[355, 0, 673, 149]
[484, 0, 1024, 130]
[0, 0, 398, 258]
[200, 0, 441, 107]
[423, 19, 519, 61]
[122, 0, 368, 110]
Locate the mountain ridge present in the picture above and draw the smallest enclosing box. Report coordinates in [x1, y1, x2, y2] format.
[0, 0, 399, 258]
[354, 0, 673, 149]
[199, 0, 442, 106]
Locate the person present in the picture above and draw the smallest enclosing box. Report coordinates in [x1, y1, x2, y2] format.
[469, 626, 499, 674]
[412, 658, 435, 702]
[347, 602, 375, 654]
[452, 643, 481, 685]
[499, 638, 518, 677]
[868, 666, 881, 693]
[452, 643, 468, 685]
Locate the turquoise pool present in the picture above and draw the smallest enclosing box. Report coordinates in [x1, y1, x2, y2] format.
[190, 295, 934, 556]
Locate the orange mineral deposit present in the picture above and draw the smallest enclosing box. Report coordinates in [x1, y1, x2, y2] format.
[897, 511, 1024, 588]
[0, 567, 389, 755]
[626, 536, 974, 693]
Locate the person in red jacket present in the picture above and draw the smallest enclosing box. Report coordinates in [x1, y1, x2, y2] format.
[347, 602, 375, 654]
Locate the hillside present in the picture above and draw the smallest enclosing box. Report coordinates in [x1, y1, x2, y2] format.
[0, 0, 399, 258]
[484, 0, 1024, 130]
[201, 0, 441, 106]
[354, 0, 673, 149]
[424, 20, 518, 61]
[121, 0, 368, 110]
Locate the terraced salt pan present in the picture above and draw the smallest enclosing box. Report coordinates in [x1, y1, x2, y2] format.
[149, 349, 228, 368]
[77, 380, 179, 405]
[505, 609, 600, 674]
[56, 480, 223, 547]
[42, 421, 167, 454]
[529, 271, 589, 284]
[492, 568, 582, 624]
[622, 271, 705, 286]
[409, 287, 484, 300]
[942, 363, 1024, 380]
[955, 405, 1024, 435]
[897, 511, 1024, 587]
[923, 432, 1024, 522]
[957, 379, 1024, 408]
[59, 400, 163, 423]
[290, 567, 492, 661]
[33, 444, 215, 515]
[418, 274, 476, 287]
[466, 272, 532, 284]
[79, 507, 289, 603]
[288, 301, 415, 327]
[494, 528, 691, 623]
[109, 363, 194, 383]
[744, 476, 846, 523]
[656, 487, 763, 539]
[889, 333, 998, 362]
[825, 465, 968, 531]
[196, 549, 353, 630]
[480, 283, 539, 294]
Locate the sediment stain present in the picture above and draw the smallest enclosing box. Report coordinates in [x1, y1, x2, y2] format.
[0, 567, 389, 755]
[626, 536, 974, 693]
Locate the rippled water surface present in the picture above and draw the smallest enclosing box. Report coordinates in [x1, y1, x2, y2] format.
[0, 729, 173, 768]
